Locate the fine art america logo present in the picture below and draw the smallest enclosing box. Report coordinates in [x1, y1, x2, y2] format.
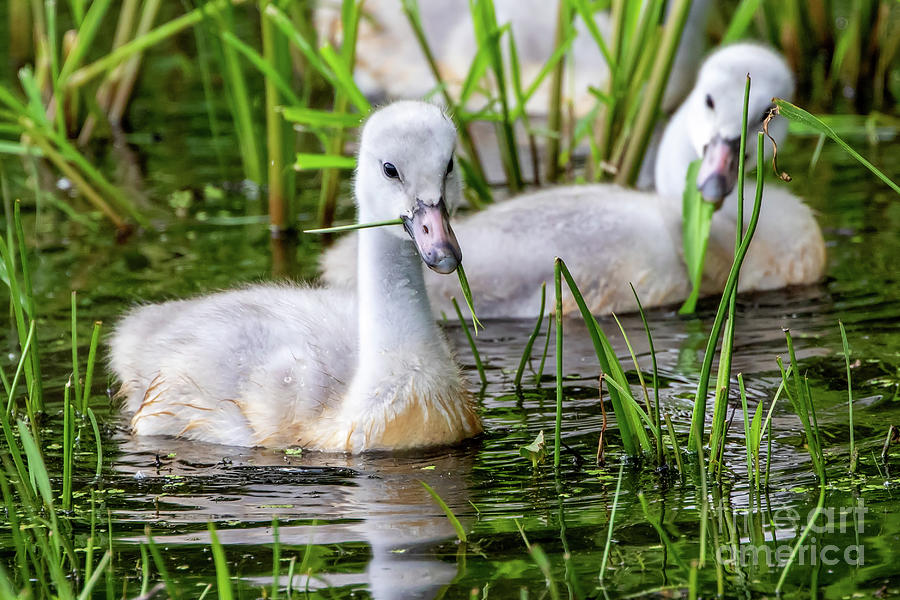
[716, 499, 867, 567]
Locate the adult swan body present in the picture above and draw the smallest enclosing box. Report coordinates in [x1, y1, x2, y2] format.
[111, 102, 482, 451]
[321, 44, 826, 319]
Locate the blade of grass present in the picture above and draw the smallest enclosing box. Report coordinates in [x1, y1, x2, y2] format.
[774, 98, 900, 195]
[82, 321, 102, 412]
[514, 282, 546, 388]
[839, 321, 856, 473]
[554, 258, 564, 468]
[68, 0, 247, 88]
[557, 259, 651, 455]
[420, 481, 467, 543]
[208, 523, 233, 600]
[598, 461, 624, 585]
[303, 218, 403, 234]
[145, 527, 179, 599]
[456, 263, 483, 334]
[678, 160, 715, 314]
[294, 153, 356, 171]
[452, 297, 486, 386]
[632, 284, 663, 461]
[71, 292, 82, 405]
[687, 133, 767, 450]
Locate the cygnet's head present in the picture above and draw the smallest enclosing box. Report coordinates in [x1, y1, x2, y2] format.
[687, 43, 794, 203]
[356, 101, 463, 274]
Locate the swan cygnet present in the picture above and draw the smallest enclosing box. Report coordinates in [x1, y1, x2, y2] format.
[110, 102, 482, 452]
[320, 44, 826, 320]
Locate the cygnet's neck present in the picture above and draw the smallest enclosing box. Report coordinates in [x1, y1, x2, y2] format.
[354, 207, 448, 371]
[654, 105, 699, 200]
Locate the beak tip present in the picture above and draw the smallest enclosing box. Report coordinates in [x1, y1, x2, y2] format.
[698, 174, 732, 204]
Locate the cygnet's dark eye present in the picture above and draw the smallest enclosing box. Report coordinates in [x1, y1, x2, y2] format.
[446, 156, 454, 174]
[705, 94, 715, 110]
[383, 162, 399, 179]
[760, 104, 775, 123]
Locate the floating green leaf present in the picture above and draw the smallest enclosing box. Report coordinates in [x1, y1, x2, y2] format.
[519, 430, 547, 468]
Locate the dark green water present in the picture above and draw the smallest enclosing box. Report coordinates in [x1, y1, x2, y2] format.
[1, 53, 899, 596]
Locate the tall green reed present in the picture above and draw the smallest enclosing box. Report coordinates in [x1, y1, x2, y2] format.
[553, 258, 655, 460]
[687, 128, 767, 452]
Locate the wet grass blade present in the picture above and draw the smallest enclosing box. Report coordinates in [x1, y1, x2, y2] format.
[556, 259, 651, 456]
[452, 297, 486, 386]
[632, 285, 663, 460]
[598, 461, 624, 585]
[208, 523, 234, 600]
[774, 99, 900, 195]
[839, 321, 857, 472]
[514, 282, 546, 388]
[82, 321, 102, 413]
[775, 483, 825, 594]
[456, 263, 483, 334]
[554, 259, 564, 468]
[71, 292, 83, 405]
[638, 492, 689, 571]
[63, 380, 74, 510]
[146, 527, 179, 599]
[77, 551, 111, 600]
[87, 407, 103, 479]
[420, 481, 467, 543]
[664, 413, 684, 475]
[271, 517, 280, 600]
[738, 374, 754, 482]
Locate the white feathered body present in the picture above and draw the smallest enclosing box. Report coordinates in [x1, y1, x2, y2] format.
[321, 184, 825, 319]
[111, 284, 480, 450]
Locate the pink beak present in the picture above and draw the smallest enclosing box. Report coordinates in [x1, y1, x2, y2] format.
[697, 135, 741, 205]
[402, 199, 462, 274]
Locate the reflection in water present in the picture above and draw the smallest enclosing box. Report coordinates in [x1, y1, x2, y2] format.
[114, 435, 475, 598]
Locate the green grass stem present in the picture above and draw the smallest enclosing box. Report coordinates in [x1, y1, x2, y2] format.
[208, 523, 234, 600]
[303, 218, 403, 234]
[514, 282, 546, 388]
[556, 259, 651, 456]
[775, 482, 826, 594]
[839, 321, 856, 472]
[664, 413, 684, 475]
[554, 259, 563, 469]
[420, 481, 467, 543]
[87, 407, 102, 479]
[774, 99, 900, 195]
[615, 0, 692, 186]
[67, 0, 246, 88]
[456, 263, 483, 334]
[598, 461, 624, 585]
[62, 379, 74, 510]
[452, 297, 486, 386]
[82, 320, 102, 413]
[631, 285, 663, 461]
[146, 527, 179, 599]
[271, 517, 280, 600]
[71, 292, 82, 404]
[687, 133, 767, 450]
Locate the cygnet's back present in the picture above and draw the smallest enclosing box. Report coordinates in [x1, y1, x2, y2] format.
[111, 286, 358, 447]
